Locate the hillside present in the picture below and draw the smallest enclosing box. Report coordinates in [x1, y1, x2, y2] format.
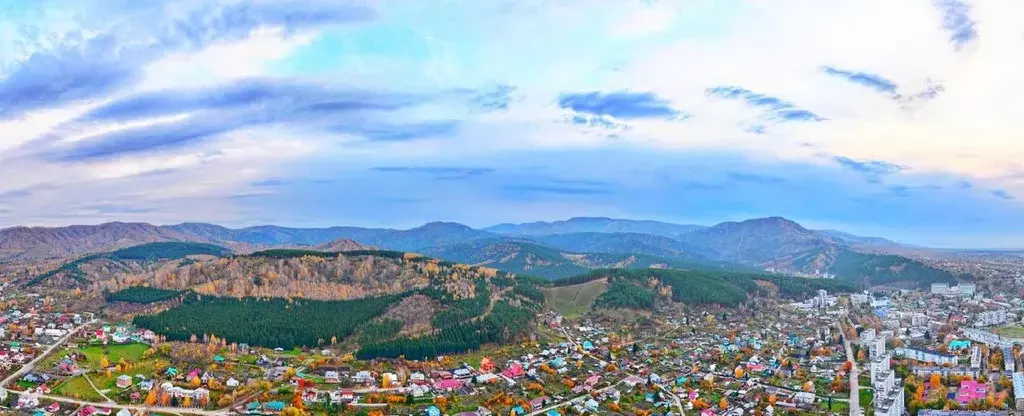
[2, 216, 961, 288]
[25, 242, 232, 286]
[0, 222, 198, 260]
[421, 238, 716, 279]
[551, 268, 858, 308]
[130, 256, 541, 357]
[678, 217, 832, 265]
[486, 217, 704, 238]
[0, 221, 492, 260]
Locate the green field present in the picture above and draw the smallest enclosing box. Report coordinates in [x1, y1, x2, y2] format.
[993, 325, 1024, 338]
[53, 376, 105, 401]
[542, 278, 608, 317]
[80, 343, 150, 368]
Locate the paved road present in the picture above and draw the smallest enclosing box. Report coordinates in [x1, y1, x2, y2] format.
[838, 318, 861, 416]
[35, 393, 231, 416]
[1, 319, 96, 388]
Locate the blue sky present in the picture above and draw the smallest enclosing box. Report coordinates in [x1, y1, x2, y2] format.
[0, 0, 1022, 248]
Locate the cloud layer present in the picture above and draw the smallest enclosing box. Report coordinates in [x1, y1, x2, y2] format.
[0, 0, 1022, 247]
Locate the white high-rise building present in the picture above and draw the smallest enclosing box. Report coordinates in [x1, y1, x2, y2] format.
[871, 336, 904, 416]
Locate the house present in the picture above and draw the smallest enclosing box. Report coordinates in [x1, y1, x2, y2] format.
[529, 396, 550, 409]
[623, 375, 645, 387]
[116, 409, 132, 416]
[46, 402, 60, 414]
[226, 378, 240, 388]
[353, 370, 374, 384]
[324, 371, 340, 383]
[434, 378, 464, 392]
[264, 401, 287, 414]
[454, 368, 473, 379]
[340, 388, 355, 401]
[502, 362, 526, 379]
[956, 380, 987, 404]
[426, 406, 442, 416]
[16, 394, 39, 409]
[116, 374, 133, 388]
[139, 380, 155, 391]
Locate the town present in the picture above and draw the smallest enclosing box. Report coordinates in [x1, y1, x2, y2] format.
[0, 278, 1019, 416]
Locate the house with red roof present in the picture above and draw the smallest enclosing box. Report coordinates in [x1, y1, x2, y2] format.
[433, 378, 464, 392]
[502, 363, 525, 379]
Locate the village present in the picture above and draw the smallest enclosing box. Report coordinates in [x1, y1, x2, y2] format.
[2, 282, 1024, 416]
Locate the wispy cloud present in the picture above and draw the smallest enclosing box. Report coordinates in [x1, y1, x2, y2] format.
[706, 86, 825, 122]
[371, 166, 495, 180]
[833, 156, 905, 181]
[726, 172, 787, 184]
[503, 184, 611, 195]
[0, 1, 375, 120]
[558, 91, 683, 120]
[821, 67, 899, 95]
[31, 80, 466, 160]
[992, 189, 1014, 200]
[934, 0, 978, 49]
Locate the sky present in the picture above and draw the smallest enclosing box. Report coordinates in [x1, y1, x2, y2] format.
[0, 0, 1023, 248]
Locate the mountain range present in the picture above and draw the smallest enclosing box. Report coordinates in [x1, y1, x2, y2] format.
[0, 216, 961, 286]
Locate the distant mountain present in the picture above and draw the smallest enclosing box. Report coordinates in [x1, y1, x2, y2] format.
[815, 229, 901, 247]
[485, 217, 705, 238]
[0, 221, 493, 260]
[421, 237, 730, 279]
[530, 232, 704, 260]
[678, 217, 833, 265]
[0, 222, 199, 260]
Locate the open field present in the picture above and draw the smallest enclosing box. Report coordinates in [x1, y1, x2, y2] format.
[542, 278, 608, 317]
[992, 325, 1024, 338]
[80, 343, 150, 368]
[53, 375, 105, 401]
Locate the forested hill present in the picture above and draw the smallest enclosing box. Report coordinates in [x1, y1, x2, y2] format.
[132, 257, 541, 358]
[552, 268, 857, 309]
[421, 238, 739, 279]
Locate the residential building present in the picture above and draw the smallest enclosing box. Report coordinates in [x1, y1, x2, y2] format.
[970, 346, 981, 369]
[976, 310, 1008, 327]
[931, 283, 950, 296]
[1012, 372, 1024, 410]
[894, 347, 958, 366]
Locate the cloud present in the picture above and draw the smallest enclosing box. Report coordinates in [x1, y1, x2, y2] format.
[727, 172, 786, 184]
[558, 91, 682, 119]
[472, 85, 516, 111]
[820, 66, 899, 95]
[503, 184, 612, 195]
[332, 120, 460, 142]
[832, 156, 906, 183]
[934, 0, 978, 49]
[0, 1, 375, 120]
[705, 86, 825, 122]
[992, 189, 1014, 200]
[30, 80, 465, 160]
[370, 166, 494, 180]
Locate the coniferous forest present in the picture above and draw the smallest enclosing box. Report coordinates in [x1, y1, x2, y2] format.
[133, 293, 402, 348]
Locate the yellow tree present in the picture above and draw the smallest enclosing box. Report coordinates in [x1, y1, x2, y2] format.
[100, 356, 110, 369]
[183, 396, 192, 408]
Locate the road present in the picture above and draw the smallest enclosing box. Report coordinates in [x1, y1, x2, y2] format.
[838, 317, 861, 416]
[35, 393, 230, 416]
[1, 319, 96, 388]
[0, 319, 230, 416]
